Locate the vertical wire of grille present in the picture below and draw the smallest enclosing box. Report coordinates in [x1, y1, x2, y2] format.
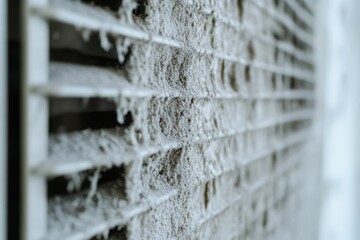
[0, 0, 7, 238]
[23, 0, 317, 239]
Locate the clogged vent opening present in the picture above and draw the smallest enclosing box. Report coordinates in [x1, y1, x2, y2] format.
[22, 0, 317, 239]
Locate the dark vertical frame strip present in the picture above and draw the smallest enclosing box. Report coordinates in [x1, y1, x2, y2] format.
[8, 0, 21, 239]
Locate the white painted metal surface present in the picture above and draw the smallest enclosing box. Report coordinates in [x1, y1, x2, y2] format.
[22, 0, 49, 239]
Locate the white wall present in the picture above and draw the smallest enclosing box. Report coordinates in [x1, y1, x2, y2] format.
[317, 0, 360, 239]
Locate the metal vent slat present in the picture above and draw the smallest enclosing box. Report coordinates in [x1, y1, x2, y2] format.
[33, 82, 315, 99]
[33, 111, 312, 177]
[48, 188, 177, 240]
[40, 0, 314, 51]
[31, 1, 314, 81]
[285, 0, 314, 30]
[250, 0, 313, 45]
[30, 62, 315, 99]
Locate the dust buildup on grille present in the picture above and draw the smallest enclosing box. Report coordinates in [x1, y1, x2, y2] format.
[45, 0, 317, 239]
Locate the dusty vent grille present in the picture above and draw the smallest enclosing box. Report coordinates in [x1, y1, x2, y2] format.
[23, 0, 315, 239]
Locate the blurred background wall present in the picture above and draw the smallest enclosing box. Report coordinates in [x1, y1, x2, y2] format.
[317, 0, 360, 239]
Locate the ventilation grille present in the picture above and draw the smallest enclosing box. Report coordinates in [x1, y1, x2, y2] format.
[23, 0, 315, 239]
